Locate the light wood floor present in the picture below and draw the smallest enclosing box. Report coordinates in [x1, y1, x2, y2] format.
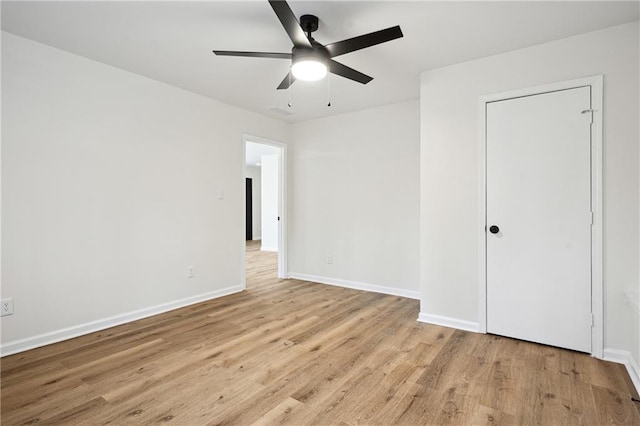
[2, 240, 639, 425]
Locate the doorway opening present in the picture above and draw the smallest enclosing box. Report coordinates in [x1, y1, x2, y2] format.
[242, 134, 287, 288]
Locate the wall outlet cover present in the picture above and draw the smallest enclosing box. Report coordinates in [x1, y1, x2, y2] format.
[1, 298, 14, 316]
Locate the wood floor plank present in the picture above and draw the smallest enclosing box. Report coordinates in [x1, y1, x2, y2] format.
[348, 362, 421, 424]
[591, 383, 640, 425]
[249, 397, 305, 426]
[1, 379, 98, 425]
[1, 240, 638, 425]
[38, 397, 109, 425]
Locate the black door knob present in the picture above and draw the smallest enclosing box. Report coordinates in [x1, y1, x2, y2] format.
[489, 225, 500, 234]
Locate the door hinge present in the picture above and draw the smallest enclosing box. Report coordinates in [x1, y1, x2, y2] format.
[590, 313, 594, 327]
[590, 211, 594, 225]
[581, 109, 593, 124]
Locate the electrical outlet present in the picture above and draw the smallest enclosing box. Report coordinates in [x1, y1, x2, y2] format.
[326, 255, 333, 264]
[187, 266, 195, 278]
[1, 298, 14, 316]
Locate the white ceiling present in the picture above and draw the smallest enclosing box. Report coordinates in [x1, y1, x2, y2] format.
[2, 1, 638, 123]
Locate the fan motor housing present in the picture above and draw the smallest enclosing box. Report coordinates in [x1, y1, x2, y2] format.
[292, 43, 329, 63]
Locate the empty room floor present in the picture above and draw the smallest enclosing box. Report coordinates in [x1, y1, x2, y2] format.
[1, 242, 639, 425]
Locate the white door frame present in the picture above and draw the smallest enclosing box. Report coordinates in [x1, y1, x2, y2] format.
[241, 134, 288, 285]
[477, 75, 603, 357]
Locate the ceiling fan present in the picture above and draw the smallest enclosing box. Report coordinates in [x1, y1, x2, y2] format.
[212, 0, 403, 90]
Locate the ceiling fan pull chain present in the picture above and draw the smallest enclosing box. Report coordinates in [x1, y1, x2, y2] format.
[327, 74, 331, 107]
[288, 72, 292, 107]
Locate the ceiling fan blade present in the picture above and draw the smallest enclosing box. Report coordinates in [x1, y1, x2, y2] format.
[268, 0, 312, 48]
[277, 72, 296, 90]
[329, 60, 373, 84]
[212, 50, 292, 59]
[325, 26, 403, 58]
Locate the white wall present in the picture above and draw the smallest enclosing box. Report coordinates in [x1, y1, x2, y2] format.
[1, 32, 288, 353]
[260, 155, 279, 251]
[289, 100, 420, 299]
[244, 165, 262, 240]
[420, 22, 639, 368]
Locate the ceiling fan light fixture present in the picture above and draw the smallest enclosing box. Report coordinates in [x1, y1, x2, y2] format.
[213, 1, 403, 90]
[291, 58, 327, 81]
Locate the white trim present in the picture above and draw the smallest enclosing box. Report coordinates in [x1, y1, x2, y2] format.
[260, 245, 278, 252]
[603, 348, 640, 395]
[477, 75, 604, 358]
[417, 312, 480, 333]
[477, 94, 488, 333]
[590, 75, 604, 358]
[241, 138, 247, 290]
[288, 272, 420, 300]
[0, 285, 243, 357]
[242, 134, 288, 280]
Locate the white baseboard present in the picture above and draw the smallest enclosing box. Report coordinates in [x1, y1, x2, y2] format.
[288, 272, 420, 300]
[261, 245, 277, 252]
[603, 348, 640, 394]
[0, 285, 243, 357]
[417, 312, 480, 333]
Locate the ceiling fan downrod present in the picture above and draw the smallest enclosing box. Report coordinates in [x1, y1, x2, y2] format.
[300, 14, 319, 40]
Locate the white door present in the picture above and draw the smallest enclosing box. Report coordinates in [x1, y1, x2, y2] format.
[486, 86, 592, 353]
